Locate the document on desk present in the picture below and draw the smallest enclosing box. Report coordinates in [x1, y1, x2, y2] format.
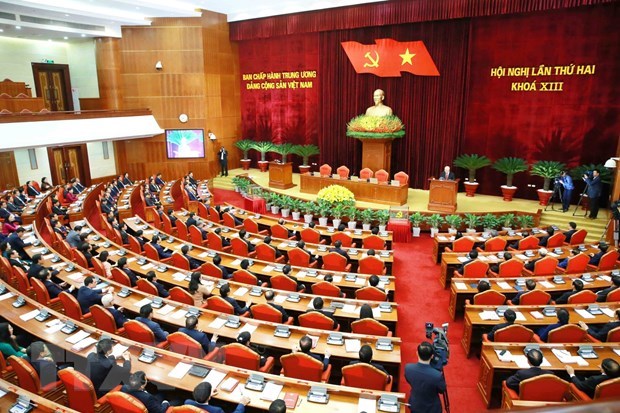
[598, 275, 611, 282]
[516, 254, 528, 260]
[231, 259, 242, 266]
[479, 310, 500, 320]
[263, 265, 275, 273]
[602, 307, 616, 318]
[274, 294, 287, 304]
[20, 309, 40, 321]
[203, 369, 227, 388]
[457, 256, 469, 263]
[345, 339, 361, 353]
[511, 355, 531, 369]
[341, 304, 358, 314]
[169, 362, 192, 379]
[575, 308, 595, 319]
[209, 317, 227, 329]
[539, 281, 555, 288]
[513, 311, 526, 321]
[66, 330, 91, 344]
[454, 282, 467, 290]
[260, 381, 284, 401]
[140, 263, 155, 270]
[496, 281, 512, 290]
[0, 388, 7, 399]
[478, 256, 488, 262]
[0, 292, 14, 301]
[372, 306, 382, 318]
[239, 323, 258, 335]
[171, 272, 187, 281]
[494, 349, 513, 362]
[111, 344, 129, 359]
[198, 251, 209, 258]
[333, 275, 343, 283]
[67, 272, 84, 281]
[133, 297, 153, 308]
[172, 309, 188, 319]
[73, 337, 97, 351]
[355, 277, 366, 286]
[530, 311, 544, 319]
[234, 287, 249, 297]
[44, 320, 64, 334]
[156, 304, 176, 316]
[357, 396, 377, 413]
[437, 236, 448, 241]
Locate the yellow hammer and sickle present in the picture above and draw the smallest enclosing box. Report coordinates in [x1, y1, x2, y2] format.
[363, 51, 379, 68]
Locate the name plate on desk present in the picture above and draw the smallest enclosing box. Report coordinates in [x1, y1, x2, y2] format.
[369, 178, 378, 184]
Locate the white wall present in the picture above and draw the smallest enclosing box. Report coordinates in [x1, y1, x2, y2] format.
[14, 148, 53, 185]
[66, 40, 99, 98]
[87, 141, 117, 179]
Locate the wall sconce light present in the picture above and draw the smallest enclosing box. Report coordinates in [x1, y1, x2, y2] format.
[604, 157, 619, 168]
[155, 61, 163, 71]
[208, 130, 217, 141]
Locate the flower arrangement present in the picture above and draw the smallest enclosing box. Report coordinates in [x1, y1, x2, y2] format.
[346, 115, 405, 139]
[316, 185, 355, 205]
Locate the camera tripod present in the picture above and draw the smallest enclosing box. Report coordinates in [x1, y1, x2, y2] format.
[572, 183, 589, 217]
[442, 378, 451, 413]
[544, 182, 563, 212]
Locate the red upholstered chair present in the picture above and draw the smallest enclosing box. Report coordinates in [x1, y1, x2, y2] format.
[351, 318, 392, 337]
[322, 252, 351, 272]
[606, 327, 620, 341]
[546, 233, 566, 248]
[359, 255, 386, 275]
[189, 225, 208, 246]
[169, 287, 195, 305]
[501, 375, 570, 409]
[375, 169, 389, 184]
[454, 260, 489, 278]
[13, 267, 32, 296]
[144, 243, 172, 264]
[542, 324, 598, 344]
[509, 236, 539, 251]
[557, 253, 589, 274]
[198, 262, 222, 279]
[337, 166, 350, 179]
[0, 256, 12, 282]
[243, 218, 269, 235]
[489, 259, 524, 277]
[519, 290, 551, 305]
[341, 363, 392, 391]
[197, 203, 209, 220]
[319, 164, 332, 177]
[206, 296, 249, 316]
[299, 311, 339, 331]
[208, 207, 222, 223]
[231, 237, 257, 258]
[606, 288, 620, 302]
[470, 290, 506, 305]
[360, 168, 374, 180]
[280, 353, 332, 382]
[106, 391, 148, 413]
[271, 274, 303, 292]
[176, 219, 189, 241]
[161, 214, 177, 235]
[111, 267, 132, 287]
[523, 256, 559, 276]
[127, 235, 142, 254]
[289, 247, 318, 268]
[223, 212, 243, 229]
[170, 406, 204, 413]
[567, 290, 597, 304]
[59, 291, 93, 324]
[251, 303, 294, 325]
[570, 377, 620, 401]
[479, 237, 507, 252]
[362, 234, 386, 250]
[394, 171, 409, 186]
[137, 279, 159, 296]
[232, 269, 265, 287]
[124, 320, 169, 348]
[58, 367, 114, 413]
[30, 276, 62, 312]
[301, 228, 325, 244]
[271, 224, 295, 240]
[482, 324, 535, 343]
[168, 332, 207, 358]
[444, 237, 474, 253]
[331, 232, 357, 248]
[220, 343, 275, 373]
[311, 281, 344, 298]
[566, 229, 587, 245]
[91, 304, 125, 335]
[355, 286, 387, 301]
[256, 243, 285, 263]
[207, 232, 232, 253]
[171, 252, 190, 271]
[0, 352, 15, 382]
[588, 250, 620, 271]
[73, 249, 93, 270]
[113, 229, 124, 246]
[9, 356, 64, 401]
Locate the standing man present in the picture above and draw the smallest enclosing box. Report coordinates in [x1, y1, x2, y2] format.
[405, 342, 446, 413]
[584, 169, 602, 219]
[219, 145, 228, 177]
[558, 170, 574, 212]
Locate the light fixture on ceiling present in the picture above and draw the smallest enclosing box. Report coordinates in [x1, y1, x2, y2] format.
[208, 131, 217, 141]
[155, 61, 163, 71]
[15, 26, 21, 29]
[604, 157, 619, 168]
[81, 34, 86, 37]
[0, 29, 3, 32]
[63, 36, 68, 40]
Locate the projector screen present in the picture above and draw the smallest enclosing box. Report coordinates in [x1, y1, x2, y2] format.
[165, 129, 205, 159]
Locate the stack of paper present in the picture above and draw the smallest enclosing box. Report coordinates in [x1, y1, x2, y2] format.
[168, 362, 192, 379]
[454, 282, 467, 290]
[357, 396, 377, 413]
[44, 319, 64, 334]
[133, 297, 153, 308]
[496, 281, 512, 290]
[260, 382, 284, 401]
[479, 310, 500, 321]
[239, 323, 258, 335]
[274, 295, 287, 304]
[20, 309, 40, 321]
[575, 309, 595, 319]
[73, 337, 97, 351]
[530, 311, 544, 319]
[231, 259, 242, 266]
[111, 344, 129, 359]
[209, 317, 227, 329]
[345, 339, 361, 353]
[513, 311, 526, 321]
[66, 330, 91, 344]
[539, 281, 555, 288]
[263, 265, 275, 272]
[457, 257, 469, 263]
[140, 263, 155, 270]
[172, 309, 188, 319]
[156, 304, 176, 316]
[341, 304, 358, 314]
[203, 369, 227, 388]
[494, 349, 513, 362]
[234, 287, 249, 297]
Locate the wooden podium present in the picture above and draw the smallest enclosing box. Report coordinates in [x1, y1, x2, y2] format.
[428, 178, 458, 213]
[269, 162, 295, 189]
[359, 138, 394, 174]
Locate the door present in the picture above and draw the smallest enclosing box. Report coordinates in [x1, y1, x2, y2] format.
[31, 63, 73, 111]
[0, 152, 19, 190]
[48, 145, 90, 185]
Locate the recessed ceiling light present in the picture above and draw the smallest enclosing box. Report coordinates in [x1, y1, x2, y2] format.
[15, 25, 21, 29]
[65, 14, 69, 17]
[135, 6, 140, 10]
[81, 34, 86, 37]
[63, 36, 68, 40]
[0, 29, 3, 32]
[48, 39, 52, 42]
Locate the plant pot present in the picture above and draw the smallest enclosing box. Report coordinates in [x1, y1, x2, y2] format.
[319, 217, 328, 226]
[500, 185, 517, 202]
[271, 206, 280, 214]
[412, 227, 421, 237]
[466, 228, 476, 233]
[464, 181, 479, 197]
[281, 208, 290, 218]
[332, 219, 342, 228]
[430, 227, 438, 237]
[362, 223, 371, 231]
[502, 227, 512, 231]
[299, 165, 311, 175]
[348, 221, 357, 230]
[240, 159, 251, 170]
[448, 228, 457, 234]
[304, 214, 313, 223]
[536, 189, 553, 206]
[292, 211, 301, 220]
[234, 186, 240, 192]
[379, 225, 386, 232]
[258, 161, 269, 172]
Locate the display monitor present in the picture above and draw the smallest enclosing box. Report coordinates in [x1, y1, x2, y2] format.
[165, 129, 205, 159]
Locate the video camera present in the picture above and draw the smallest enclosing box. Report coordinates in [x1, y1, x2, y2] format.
[425, 322, 450, 371]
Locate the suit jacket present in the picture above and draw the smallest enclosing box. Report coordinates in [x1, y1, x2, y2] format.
[119, 229, 129, 245]
[223, 296, 249, 315]
[13, 196, 27, 208]
[571, 373, 609, 398]
[555, 290, 579, 304]
[27, 185, 40, 196]
[135, 316, 169, 343]
[52, 205, 67, 216]
[44, 279, 64, 299]
[77, 286, 104, 314]
[153, 281, 169, 298]
[179, 327, 215, 354]
[87, 352, 131, 398]
[563, 229, 577, 243]
[106, 306, 128, 328]
[537, 321, 566, 342]
[219, 148, 228, 163]
[152, 243, 172, 259]
[66, 231, 81, 248]
[122, 267, 139, 287]
[439, 171, 455, 180]
[487, 321, 514, 341]
[121, 386, 169, 413]
[218, 264, 231, 280]
[31, 358, 59, 387]
[587, 320, 620, 341]
[405, 362, 446, 413]
[28, 263, 57, 278]
[123, 177, 133, 185]
[155, 177, 166, 186]
[304, 350, 329, 370]
[348, 360, 387, 374]
[329, 247, 350, 261]
[186, 217, 198, 227]
[585, 175, 602, 198]
[148, 183, 160, 193]
[7, 232, 29, 259]
[589, 251, 605, 266]
[9, 258, 28, 272]
[266, 302, 289, 321]
[539, 235, 550, 247]
[506, 367, 553, 392]
[184, 399, 245, 413]
[0, 208, 11, 220]
[7, 203, 22, 214]
[596, 285, 619, 302]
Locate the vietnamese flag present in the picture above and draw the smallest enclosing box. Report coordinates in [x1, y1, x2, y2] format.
[341, 38, 440, 77]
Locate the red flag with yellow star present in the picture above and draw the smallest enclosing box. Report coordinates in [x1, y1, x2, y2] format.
[341, 38, 440, 77]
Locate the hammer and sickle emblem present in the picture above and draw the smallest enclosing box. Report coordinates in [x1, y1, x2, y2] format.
[363, 51, 379, 67]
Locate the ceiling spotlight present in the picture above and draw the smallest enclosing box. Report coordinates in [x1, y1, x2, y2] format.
[81, 34, 86, 37]
[48, 39, 52, 42]
[63, 36, 68, 40]
[64, 14, 69, 17]
[15, 25, 21, 29]
[0, 29, 3, 32]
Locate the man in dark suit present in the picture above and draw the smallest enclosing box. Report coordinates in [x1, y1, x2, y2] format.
[155, 173, 166, 186]
[117, 257, 139, 287]
[37, 270, 71, 299]
[405, 342, 446, 413]
[524, 248, 549, 272]
[12, 190, 27, 208]
[8, 249, 29, 271]
[185, 382, 249, 413]
[584, 169, 602, 219]
[7, 228, 30, 260]
[51, 199, 68, 219]
[26, 181, 40, 197]
[263, 290, 289, 321]
[537, 308, 570, 342]
[135, 304, 169, 343]
[348, 344, 388, 374]
[511, 279, 543, 304]
[487, 310, 530, 342]
[238, 229, 256, 253]
[181, 245, 201, 270]
[213, 254, 231, 279]
[122, 172, 133, 186]
[555, 279, 585, 304]
[77, 276, 114, 315]
[144, 271, 169, 298]
[566, 358, 620, 398]
[297, 335, 330, 370]
[458, 249, 479, 273]
[167, 209, 178, 226]
[308, 297, 339, 330]
[438, 166, 455, 181]
[101, 293, 128, 329]
[563, 221, 578, 242]
[589, 243, 609, 266]
[86, 338, 132, 398]
[150, 236, 172, 259]
[6, 195, 22, 215]
[506, 349, 553, 392]
[27, 253, 59, 280]
[329, 240, 350, 261]
[220, 283, 249, 315]
[185, 212, 198, 228]
[213, 228, 231, 247]
[538, 226, 555, 247]
[179, 315, 217, 355]
[66, 225, 82, 248]
[122, 371, 170, 413]
[579, 309, 620, 342]
[188, 171, 198, 186]
[490, 252, 512, 273]
[262, 236, 283, 259]
[296, 240, 316, 263]
[218, 146, 228, 177]
[596, 275, 620, 302]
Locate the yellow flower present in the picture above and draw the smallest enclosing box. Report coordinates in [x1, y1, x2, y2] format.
[317, 185, 355, 204]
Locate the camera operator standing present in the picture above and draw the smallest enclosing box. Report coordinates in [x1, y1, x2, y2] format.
[583, 169, 602, 219]
[557, 170, 574, 212]
[405, 342, 447, 413]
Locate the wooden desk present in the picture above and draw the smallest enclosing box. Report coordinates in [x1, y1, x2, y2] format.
[478, 342, 620, 408]
[299, 174, 408, 206]
[428, 178, 458, 213]
[20, 190, 55, 226]
[116, 183, 145, 223]
[0, 377, 80, 413]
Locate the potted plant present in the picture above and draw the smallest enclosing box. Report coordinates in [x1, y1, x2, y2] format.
[426, 214, 444, 237]
[480, 213, 500, 232]
[316, 200, 331, 226]
[409, 212, 426, 237]
[270, 193, 281, 214]
[301, 201, 315, 223]
[251, 141, 274, 172]
[453, 154, 492, 197]
[292, 144, 320, 174]
[531, 160, 565, 206]
[345, 205, 359, 229]
[516, 214, 534, 229]
[376, 209, 390, 232]
[231, 176, 244, 192]
[290, 198, 303, 221]
[464, 213, 480, 233]
[359, 209, 376, 231]
[492, 157, 528, 201]
[444, 214, 463, 234]
[331, 203, 346, 228]
[279, 195, 294, 218]
[271, 143, 297, 164]
[235, 139, 254, 170]
[499, 213, 516, 231]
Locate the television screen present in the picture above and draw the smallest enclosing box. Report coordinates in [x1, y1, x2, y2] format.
[165, 129, 205, 159]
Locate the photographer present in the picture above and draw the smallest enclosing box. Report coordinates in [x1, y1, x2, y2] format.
[405, 342, 446, 413]
[557, 170, 573, 212]
[583, 169, 602, 219]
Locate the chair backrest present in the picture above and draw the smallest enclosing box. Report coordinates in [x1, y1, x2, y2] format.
[197, 203, 209, 220]
[251, 303, 284, 323]
[450, 237, 474, 252]
[375, 169, 389, 183]
[355, 286, 387, 301]
[569, 229, 587, 245]
[221, 343, 260, 370]
[143, 243, 159, 261]
[342, 363, 389, 390]
[111, 267, 131, 287]
[319, 164, 332, 177]
[188, 225, 204, 246]
[336, 165, 350, 179]
[169, 287, 195, 305]
[519, 374, 569, 401]
[136, 279, 158, 296]
[473, 290, 506, 305]
[171, 252, 190, 270]
[170, 406, 205, 413]
[300, 228, 321, 244]
[208, 207, 221, 223]
[232, 269, 259, 285]
[113, 229, 123, 245]
[533, 256, 559, 275]
[198, 262, 222, 279]
[462, 260, 489, 277]
[72, 249, 90, 269]
[485, 237, 507, 252]
[351, 318, 390, 336]
[271, 224, 290, 239]
[281, 353, 324, 381]
[546, 233, 566, 248]
[9, 356, 41, 393]
[394, 171, 409, 185]
[299, 311, 335, 330]
[360, 168, 374, 179]
[362, 234, 386, 250]
[127, 235, 142, 254]
[206, 296, 234, 314]
[270, 275, 298, 292]
[322, 252, 348, 271]
[359, 256, 385, 275]
[567, 290, 597, 304]
[595, 377, 620, 399]
[60, 291, 86, 319]
[124, 320, 157, 346]
[311, 281, 342, 297]
[30, 277, 51, 305]
[176, 219, 189, 241]
[597, 250, 620, 271]
[58, 368, 98, 413]
[547, 324, 587, 343]
[518, 236, 540, 250]
[168, 332, 205, 358]
[243, 218, 260, 234]
[91, 257, 106, 277]
[91, 305, 120, 334]
[106, 391, 148, 413]
[564, 253, 589, 273]
[606, 288, 620, 302]
[231, 237, 251, 257]
[498, 259, 524, 277]
[256, 243, 278, 262]
[161, 214, 174, 234]
[223, 212, 238, 228]
[494, 324, 534, 342]
[520, 290, 551, 305]
[289, 248, 312, 267]
[331, 232, 354, 247]
[0, 256, 12, 282]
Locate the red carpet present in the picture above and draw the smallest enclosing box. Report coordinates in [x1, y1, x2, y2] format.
[213, 188, 487, 412]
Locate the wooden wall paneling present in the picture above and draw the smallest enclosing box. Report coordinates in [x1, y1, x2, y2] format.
[95, 37, 123, 110]
[0, 151, 19, 189]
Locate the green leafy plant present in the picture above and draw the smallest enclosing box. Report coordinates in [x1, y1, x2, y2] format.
[279, 195, 295, 210]
[235, 139, 254, 159]
[231, 176, 251, 192]
[464, 213, 480, 229]
[492, 157, 528, 187]
[531, 160, 565, 191]
[290, 198, 303, 213]
[444, 214, 463, 229]
[570, 164, 613, 184]
[346, 115, 406, 139]
[480, 213, 500, 230]
[271, 143, 297, 163]
[316, 200, 332, 218]
[499, 213, 516, 228]
[251, 141, 274, 162]
[301, 201, 316, 215]
[409, 212, 426, 228]
[453, 154, 492, 183]
[376, 210, 390, 226]
[292, 144, 320, 166]
[344, 205, 358, 221]
[359, 208, 376, 224]
[332, 203, 346, 219]
[426, 214, 444, 229]
[516, 214, 534, 229]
